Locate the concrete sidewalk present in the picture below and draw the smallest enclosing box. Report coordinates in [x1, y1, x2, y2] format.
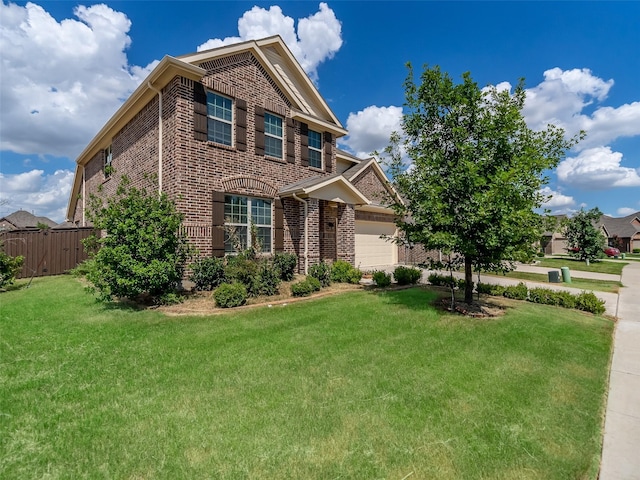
[599, 261, 640, 479]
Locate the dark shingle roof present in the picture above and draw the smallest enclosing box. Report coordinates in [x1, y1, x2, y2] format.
[0, 210, 57, 229]
[598, 212, 640, 238]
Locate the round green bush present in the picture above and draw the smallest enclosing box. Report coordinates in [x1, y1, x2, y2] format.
[190, 256, 225, 291]
[393, 265, 422, 285]
[213, 282, 247, 308]
[372, 270, 391, 287]
[291, 276, 322, 297]
[309, 261, 331, 287]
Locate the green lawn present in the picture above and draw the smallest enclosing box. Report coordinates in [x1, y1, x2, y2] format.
[484, 271, 622, 294]
[536, 257, 627, 275]
[1, 276, 613, 479]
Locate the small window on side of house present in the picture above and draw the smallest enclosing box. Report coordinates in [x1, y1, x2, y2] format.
[104, 145, 113, 177]
[264, 113, 283, 159]
[207, 92, 233, 146]
[308, 130, 323, 169]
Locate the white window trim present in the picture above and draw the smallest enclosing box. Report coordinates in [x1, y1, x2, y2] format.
[224, 195, 273, 254]
[264, 112, 283, 159]
[104, 145, 113, 177]
[308, 129, 323, 169]
[207, 91, 234, 147]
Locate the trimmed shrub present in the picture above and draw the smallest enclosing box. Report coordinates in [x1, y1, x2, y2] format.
[575, 291, 606, 315]
[634, 248, 640, 254]
[528, 288, 577, 309]
[476, 282, 493, 295]
[224, 255, 260, 296]
[372, 270, 392, 287]
[256, 261, 281, 296]
[331, 260, 363, 284]
[309, 261, 331, 287]
[503, 282, 529, 300]
[190, 256, 225, 291]
[213, 282, 247, 308]
[488, 284, 506, 296]
[428, 273, 458, 289]
[273, 252, 297, 281]
[291, 276, 321, 297]
[394, 266, 422, 285]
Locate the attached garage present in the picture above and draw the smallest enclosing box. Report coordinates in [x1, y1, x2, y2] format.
[354, 220, 397, 268]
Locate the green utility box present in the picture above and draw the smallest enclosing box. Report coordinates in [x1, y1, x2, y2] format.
[548, 270, 560, 283]
[561, 266, 571, 283]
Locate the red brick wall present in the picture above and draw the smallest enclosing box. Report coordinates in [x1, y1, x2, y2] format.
[75, 51, 352, 271]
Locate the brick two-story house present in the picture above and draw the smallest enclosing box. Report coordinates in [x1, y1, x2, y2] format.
[66, 36, 399, 273]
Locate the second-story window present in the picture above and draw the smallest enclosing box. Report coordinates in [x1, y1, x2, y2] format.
[207, 92, 233, 146]
[308, 130, 323, 169]
[104, 145, 113, 177]
[264, 112, 283, 159]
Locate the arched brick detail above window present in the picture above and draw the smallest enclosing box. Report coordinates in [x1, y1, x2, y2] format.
[221, 176, 278, 198]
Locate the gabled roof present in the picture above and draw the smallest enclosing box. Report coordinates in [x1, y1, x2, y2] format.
[279, 174, 369, 205]
[598, 212, 640, 238]
[67, 35, 347, 220]
[343, 157, 403, 207]
[179, 36, 346, 136]
[0, 210, 57, 229]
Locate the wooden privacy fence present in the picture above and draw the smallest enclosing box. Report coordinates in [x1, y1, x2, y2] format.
[1, 228, 95, 279]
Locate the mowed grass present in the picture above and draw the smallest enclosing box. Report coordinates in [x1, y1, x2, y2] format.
[537, 257, 627, 275]
[1, 276, 613, 479]
[485, 271, 622, 293]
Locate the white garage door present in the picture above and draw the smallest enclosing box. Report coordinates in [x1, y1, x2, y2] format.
[355, 220, 397, 268]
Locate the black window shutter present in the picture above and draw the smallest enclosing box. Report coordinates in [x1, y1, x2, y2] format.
[194, 82, 207, 141]
[324, 132, 333, 173]
[274, 198, 284, 252]
[212, 191, 226, 257]
[255, 106, 265, 156]
[300, 122, 309, 167]
[236, 98, 247, 151]
[286, 118, 295, 164]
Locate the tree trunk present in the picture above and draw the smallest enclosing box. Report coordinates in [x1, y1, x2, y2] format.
[465, 256, 473, 304]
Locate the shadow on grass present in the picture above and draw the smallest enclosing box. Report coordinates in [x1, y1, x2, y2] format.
[366, 285, 440, 311]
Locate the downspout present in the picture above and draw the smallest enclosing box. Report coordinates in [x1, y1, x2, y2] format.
[292, 193, 308, 274]
[82, 165, 86, 226]
[147, 82, 163, 194]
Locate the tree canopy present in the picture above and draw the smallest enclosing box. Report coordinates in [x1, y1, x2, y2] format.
[385, 65, 581, 304]
[562, 207, 606, 263]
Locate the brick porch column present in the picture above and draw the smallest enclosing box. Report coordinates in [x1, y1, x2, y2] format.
[337, 203, 355, 265]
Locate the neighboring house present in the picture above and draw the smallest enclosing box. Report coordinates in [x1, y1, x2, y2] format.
[66, 36, 400, 273]
[540, 215, 568, 255]
[0, 210, 57, 232]
[598, 212, 640, 253]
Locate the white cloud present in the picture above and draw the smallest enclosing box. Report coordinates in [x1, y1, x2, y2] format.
[340, 105, 403, 158]
[523, 67, 640, 149]
[197, 3, 342, 83]
[0, 2, 154, 159]
[539, 186, 575, 209]
[0, 169, 74, 223]
[617, 207, 638, 216]
[557, 146, 640, 189]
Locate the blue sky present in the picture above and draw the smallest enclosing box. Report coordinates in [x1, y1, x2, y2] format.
[1, 0, 639, 223]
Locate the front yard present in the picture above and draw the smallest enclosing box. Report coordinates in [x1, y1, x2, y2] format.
[1, 276, 613, 479]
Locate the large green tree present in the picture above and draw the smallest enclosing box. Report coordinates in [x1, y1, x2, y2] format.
[386, 65, 580, 304]
[563, 207, 605, 264]
[84, 176, 191, 302]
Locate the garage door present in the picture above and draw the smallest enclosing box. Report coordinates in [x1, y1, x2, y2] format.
[355, 220, 397, 268]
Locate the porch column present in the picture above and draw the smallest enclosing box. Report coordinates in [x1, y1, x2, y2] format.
[307, 198, 321, 267]
[337, 203, 355, 265]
